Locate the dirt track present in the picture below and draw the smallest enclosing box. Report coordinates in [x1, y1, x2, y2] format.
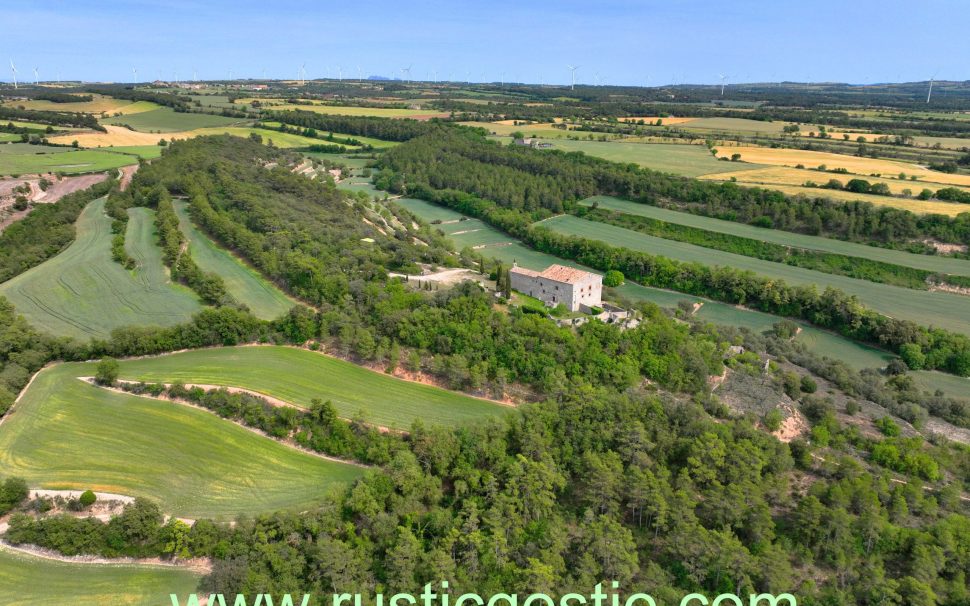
[0, 172, 110, 232]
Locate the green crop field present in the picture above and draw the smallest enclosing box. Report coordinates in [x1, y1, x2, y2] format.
[911, 371, 970, 402]
[243, 100, 445, 118]
[174, 200, 294, 319]
[679, 117, 786, 134]
[115, 346, 509, 430]
[309, 153, 374, 169]
[540, 140, 761, 177]
[539, 215, 970, 335]
[105, 145, 165, 159]
[262, 122, 398, 149]
[0, 547, 200, 606]
[0, 143, 136, 175]
[0, 362, 364, 518]
[102, 107, 243, 132]
[0, 133, 19, 142]
[396, 196, 894, 369]
[0, 198, 201, 339]
[581, 196, 970, 277]
[339, 181, 383, 196]
[189, 127, 322, 148]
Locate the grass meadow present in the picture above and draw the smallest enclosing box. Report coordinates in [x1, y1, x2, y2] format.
[115, 346, 509, 431]
[0, 143, 136, 176]
[0, 362, 364, 518]
[0, 198, 200, 339]
[540, 140, 759, 177]
[174, 200, 294, 319]
[101, 107, 243, 132]
[0, 547, 200, 606]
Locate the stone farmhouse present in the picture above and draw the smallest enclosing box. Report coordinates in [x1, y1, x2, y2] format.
[509, 263, 602, 312]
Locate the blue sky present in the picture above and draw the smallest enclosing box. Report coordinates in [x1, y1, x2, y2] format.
[4, 0, 968, 85]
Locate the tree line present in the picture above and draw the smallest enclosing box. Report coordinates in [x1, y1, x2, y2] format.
[576, 204, 964, 290]
[374, 130, 970, 376]
[0, 106, 104, 131]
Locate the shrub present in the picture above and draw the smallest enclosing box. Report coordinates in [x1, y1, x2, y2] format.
[79, 490, 97, 508]
[800, 375, 818, 393]
[95, 357, 119, 386]
[603, 270, 624, 287]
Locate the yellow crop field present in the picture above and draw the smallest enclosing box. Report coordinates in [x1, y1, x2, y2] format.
[617, 116, 697, 125]
[2, 94, 154, 116]
[702, 165, 970, 196]
[698, 172, 970, 216]
[799, 129, 877, 140]
[235, 98, 447, 118]
[460, 121, 573, 138]
[52, 125, 323, 149]
[715, 145, 970, 187]
[50, 125, 172, 147]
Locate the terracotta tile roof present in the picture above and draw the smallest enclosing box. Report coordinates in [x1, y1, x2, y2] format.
[539, 264, 598, 284]
[510, 266, 541, 278]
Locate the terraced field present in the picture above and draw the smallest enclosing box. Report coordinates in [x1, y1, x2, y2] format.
[101, 107, 242, 132]
[0, 362, 364, 518]
[580, 196, 970, 276]
[0, 547, 200, 606]
[0, 143, 137, 175]
[394, 197, 894, 369]
[539, 215, 970, 334]
[116, 346, 509, 430]
[173, 200, 294, 319]
[0, 198, 201, 339]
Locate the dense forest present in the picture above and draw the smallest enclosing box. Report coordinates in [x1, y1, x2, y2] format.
[269, 110, 472, 141]
[1, 135, 969, 605]
[374, 130, 970, 376]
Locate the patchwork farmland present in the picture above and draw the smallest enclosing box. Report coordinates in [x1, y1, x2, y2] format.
[0, 361, 364, 518]
[0, 197, 201, 339]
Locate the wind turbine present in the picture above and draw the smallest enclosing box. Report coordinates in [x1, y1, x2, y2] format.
[719, 73, 727, 96]
[132, 67, 138, 83]
[357, 65, 363, 84]
[33, 67, 39, 85]
[432, 69, 437, 84]
[194, 69, 198, 82]
[566, 64, 579, 90]
[927, 71, 939, 103]
[299, 63, 306, 86]
[336, 65, 342, 81]
[594, 71, 601, 86]
[400, 64, 412, 84]
[10, 60, 17, 89]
